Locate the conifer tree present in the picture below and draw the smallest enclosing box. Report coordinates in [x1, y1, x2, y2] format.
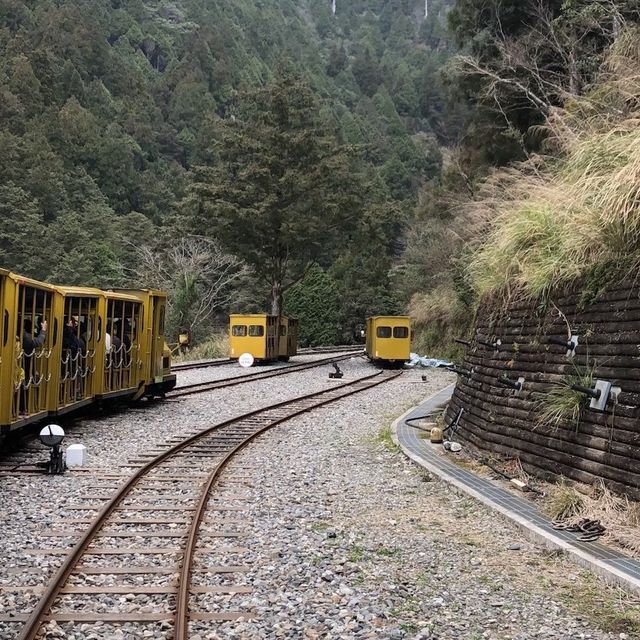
[187, 65, 359, 315]
[284, 263, 340, 346]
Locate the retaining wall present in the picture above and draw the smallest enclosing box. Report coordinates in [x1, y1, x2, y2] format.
[444, 284, 640, 498]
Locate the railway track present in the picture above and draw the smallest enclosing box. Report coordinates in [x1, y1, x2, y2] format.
[0, 352, 362, 474]
[172, 345, 363, 372]
[168, 350, 363, 398]
[171, 358, 231, 372]
[10, 369, 402, 640]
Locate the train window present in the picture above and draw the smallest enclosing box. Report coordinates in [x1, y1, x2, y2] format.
[159, 306, 165, 334]
[376, 326, 392, 338]
[393, 327, 409, 339]
[280, 325, 287, 336]
[232, 325, 247, 337]
[3, 310, 8, 346]
[249, 325, 265, 337]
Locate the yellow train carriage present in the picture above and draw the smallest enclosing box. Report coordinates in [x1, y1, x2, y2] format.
[51, 286, 106, 415]
[0, 270, 175, 439]
[365, 316, 411, 365]
[99, 291, 144, 400]
[0, 270, 56, 432]
[229, 314, 278, 362]
[115, 289, 176, 397]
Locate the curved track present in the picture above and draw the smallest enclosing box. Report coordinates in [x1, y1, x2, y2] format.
[172, 345, 364, 372]
[168, 351, 363, 398]
[16, 369, 401, 640]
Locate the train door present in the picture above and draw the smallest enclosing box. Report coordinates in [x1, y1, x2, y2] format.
[288, 318, 298, 356]
[266, 316, 278, 360]
[103, 296, 142, 397]
[12, 279, 55, 423]
[278, 317, 289, 360]
[57, 294, 100, 410]
[151, 295, 166, 384]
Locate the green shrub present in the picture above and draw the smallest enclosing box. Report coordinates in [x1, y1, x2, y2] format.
[284, 263, 340, 347]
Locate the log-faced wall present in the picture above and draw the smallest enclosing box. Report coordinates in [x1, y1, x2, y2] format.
[444, 285, 640, 498]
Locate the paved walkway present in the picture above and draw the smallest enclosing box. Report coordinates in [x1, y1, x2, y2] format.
[393, 383, 640, 594]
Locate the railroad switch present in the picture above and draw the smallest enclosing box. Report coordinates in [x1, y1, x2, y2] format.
[329, 363, 344, 379]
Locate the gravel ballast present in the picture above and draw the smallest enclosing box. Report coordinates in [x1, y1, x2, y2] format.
[0, 356, 635, 638]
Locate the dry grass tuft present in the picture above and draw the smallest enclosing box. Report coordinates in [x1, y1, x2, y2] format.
[535, 363, 596, 431]
[174, 332, 229, 362]
[546, 483, 586, 521]
[469, 28, 640, 299]
[547, 480, 640, 556]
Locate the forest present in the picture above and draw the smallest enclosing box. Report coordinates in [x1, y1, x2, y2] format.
[2, 0, 640, 351]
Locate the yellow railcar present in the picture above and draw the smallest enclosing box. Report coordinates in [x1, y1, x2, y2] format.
[0, 270, 56, 432]
[229, 314, 278, 362]
[51, 286, 106, 415]
[115, 288, 176, 397]
[365, 316, 411, 365]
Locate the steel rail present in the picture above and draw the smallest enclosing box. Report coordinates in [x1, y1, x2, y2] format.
[168, 351, 363, 397]
[173, 370, 401, 639]
[17, 369, 401, 640]
[172, 346, 363, 372]
[171, 358, 232, 372]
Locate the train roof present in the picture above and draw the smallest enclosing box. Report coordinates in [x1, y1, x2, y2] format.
[55, 285, 106, 298]
[229, 313, 276, 318]
[113, 288, 168, 298]
[0, 269, 55, 290]
[103, 290, 144, 303]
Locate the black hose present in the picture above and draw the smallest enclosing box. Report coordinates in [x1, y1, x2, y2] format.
[405, 411, 444, 432]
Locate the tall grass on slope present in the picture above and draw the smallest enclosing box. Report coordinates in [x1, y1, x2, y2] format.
[409, 284, 472, 358]
[470, 33, 640, 299]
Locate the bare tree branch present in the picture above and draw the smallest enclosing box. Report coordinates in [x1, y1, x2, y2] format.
[126, 236, 245, 339]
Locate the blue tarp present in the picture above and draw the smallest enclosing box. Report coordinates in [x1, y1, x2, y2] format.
[405, 353, 453, 369]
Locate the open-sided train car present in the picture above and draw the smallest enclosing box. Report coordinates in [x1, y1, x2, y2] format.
[365, 315, 411, 365]
[229, 314, 298, 364]
[0, 270, 175, 436]
[0, 269, 56, 432]
[114, 288, 176, 398]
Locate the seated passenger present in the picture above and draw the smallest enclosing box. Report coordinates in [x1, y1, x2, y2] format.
[63, 317, 82, 355]
[23, 318, 47, 354]
[21, 319, 47, 414]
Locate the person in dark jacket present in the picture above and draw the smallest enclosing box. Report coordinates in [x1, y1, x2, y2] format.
[23, 318, 47, 354]
[20, 318, 47, 414]
[63, 317, 82, 355]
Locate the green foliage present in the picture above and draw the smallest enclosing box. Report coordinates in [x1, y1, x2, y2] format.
[0, 0, 465, 340]
[536, 362, 596, 432]
[186, 66, 362, 314]
[0, 182, 46, 274]
[469, 32, 640, 299]
[284, 264, 340, 347]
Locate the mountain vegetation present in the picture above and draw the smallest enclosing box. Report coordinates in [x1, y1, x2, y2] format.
[407, 0, 640, 356]
[4, 0, 638, 351]
[0, 0, 456, 340]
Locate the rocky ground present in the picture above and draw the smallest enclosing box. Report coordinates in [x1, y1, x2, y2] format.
[1, 355, 638, 639]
